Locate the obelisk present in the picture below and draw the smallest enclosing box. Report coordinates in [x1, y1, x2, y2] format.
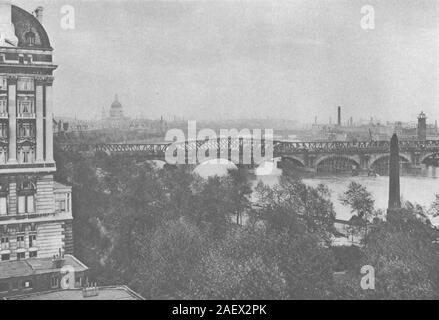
[388, 133, 401, 210]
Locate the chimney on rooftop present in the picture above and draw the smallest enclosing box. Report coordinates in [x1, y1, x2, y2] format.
[52, 248, 65, 268]
[82, 283, 99, 298]
[34, 6, 43, 24]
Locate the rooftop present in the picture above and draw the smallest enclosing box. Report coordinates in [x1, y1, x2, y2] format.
[4, 285, 144, 300]
[0, 254, 88, 280]
[111, 94, 122, 110]
[54, 181, 72, 192]
[0, 4, 51, 49]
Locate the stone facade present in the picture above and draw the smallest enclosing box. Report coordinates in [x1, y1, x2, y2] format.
[0, 2, 86, 297]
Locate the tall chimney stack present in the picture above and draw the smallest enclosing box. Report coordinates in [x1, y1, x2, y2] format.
[337, 106, 341, 126]
[34, 6, 44, 24]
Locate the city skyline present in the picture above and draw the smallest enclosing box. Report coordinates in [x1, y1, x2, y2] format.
[2, 0, 439, 303]
[14, 0, 439, 123]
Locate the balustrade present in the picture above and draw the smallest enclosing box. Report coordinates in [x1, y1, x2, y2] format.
[58, 140, 439, 165]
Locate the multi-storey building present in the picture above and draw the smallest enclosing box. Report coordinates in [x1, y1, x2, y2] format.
[417, 111, 427, 141]
[0, 2, 89, 298]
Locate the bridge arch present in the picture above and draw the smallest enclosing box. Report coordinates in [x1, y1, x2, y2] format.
[281, 156, 306, 168]
[420, 152, 439, 165]
[315, 155, 360, 173]
[369, 154, 411, 175]
[369, 154, 411, 167]
[253, 157, 283, 176]
[193, 158, 238, 178]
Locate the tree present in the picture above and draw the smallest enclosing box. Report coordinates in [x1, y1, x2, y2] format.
[225, 168, 252, 225]
[333, 203, 439, 300]
[339, 182, 376, 245]
[130, 218, 205, 299]
[363, 206, 439, 299]
[250, 178, 338, 298]
[188, 228, 288, 300]
[254, 176, 336, 242]
[429, 194, 439, 218]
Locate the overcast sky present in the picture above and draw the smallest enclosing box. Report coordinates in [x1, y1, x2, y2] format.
[12, 0, 439, 123]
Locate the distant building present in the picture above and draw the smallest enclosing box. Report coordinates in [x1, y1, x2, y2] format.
[54, 94, 168, 136]
[0, 254, 88, 298]
[100, 94, 131, 129]
[109, 94, 124, 119]
[0, 2, 82, 297]
[393, 112, 439, 141]
[0, 2, 143, 300]
[417, 111, 427, 141]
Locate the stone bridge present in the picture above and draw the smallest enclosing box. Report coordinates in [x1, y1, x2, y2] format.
[58, 139, 439, 172]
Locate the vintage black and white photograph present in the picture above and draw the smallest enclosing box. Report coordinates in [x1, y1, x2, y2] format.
[0, 0, 439, 304]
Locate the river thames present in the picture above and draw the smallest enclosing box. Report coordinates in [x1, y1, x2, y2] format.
[194, 159, 439, 224]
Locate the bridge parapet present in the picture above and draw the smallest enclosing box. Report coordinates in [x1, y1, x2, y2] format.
[274, 140, 390, 154]
[275, 140, 439, 154]
[58, 139, 439, 167]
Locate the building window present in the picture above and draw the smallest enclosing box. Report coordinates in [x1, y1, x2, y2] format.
[0, 283, 8, 293]
[20, 179, 35, 191]
[75, 277, 82, 287]
[18, 122, 35, 138]
[1, 237, 9, 250]
[18, 194, 35, 213]
[17, 96, 35, 116]
[11, 282, 19, 291]
[29, 235, 36, 248]
[27, 195, 35, 213]
[18, 195, 25, 213]
[17, 236, 24, 248]
[29, 251, 37, 258]
[67, 193, 71, 212]
[0, 148, 6, 164]
[25, 31, 36, 46]
[0, 77, 6, 91]
[23, 280, 33, 289]
[1, 254, 9, 261]
[18, 146, 35, 164]
[17, 252, 25, 260]
[0, 96, 7, 115]
[0, 196, 7, 216]
[17, 78, 34, 91]
[51, 277, 59, 288]
[0, 123, 7, 137]
[57, 199, 66, 212]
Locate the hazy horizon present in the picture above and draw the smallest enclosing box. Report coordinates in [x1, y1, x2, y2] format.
[13, 0, 439, 124]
